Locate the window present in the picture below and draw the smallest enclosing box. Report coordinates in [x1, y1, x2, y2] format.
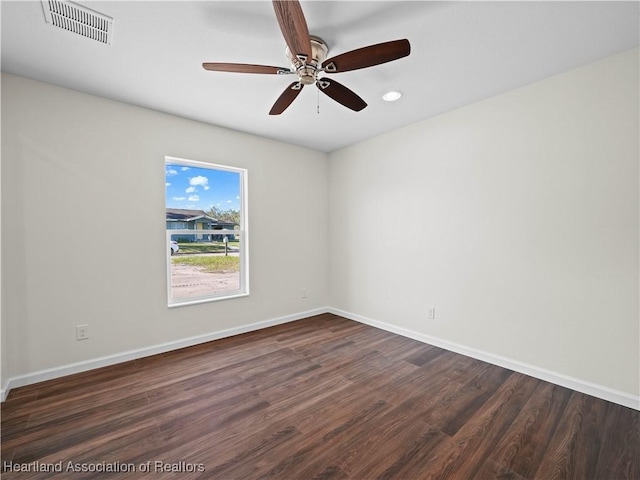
[165, 156, 248, 306]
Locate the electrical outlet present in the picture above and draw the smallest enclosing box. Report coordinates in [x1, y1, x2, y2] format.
[301, 288, 308, 299]
[76, 324, 89, 341]
[427, 307, 436, 320]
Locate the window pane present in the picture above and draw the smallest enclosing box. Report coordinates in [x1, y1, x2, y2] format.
[165, 157, 247, 305]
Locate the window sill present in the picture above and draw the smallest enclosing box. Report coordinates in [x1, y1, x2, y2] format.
[168, 292, 249, 308]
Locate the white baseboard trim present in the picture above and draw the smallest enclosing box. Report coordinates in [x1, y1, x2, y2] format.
[0, 383, 8, 402]
[1, 307, 328, 402]
[328, 307, 640, 411]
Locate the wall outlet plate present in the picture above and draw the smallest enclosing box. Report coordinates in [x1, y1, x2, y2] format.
[76, 324, 89, 340]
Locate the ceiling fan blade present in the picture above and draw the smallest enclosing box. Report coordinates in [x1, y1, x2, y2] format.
[202, 63, 292, 75]
[322, 39, 411, 73]
[272, 1, 312, 63]
[316, 78, 367, 112]
[269, 82, 304, 115]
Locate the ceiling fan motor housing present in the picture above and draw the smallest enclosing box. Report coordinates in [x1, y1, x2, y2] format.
[286, 36, 328, 85]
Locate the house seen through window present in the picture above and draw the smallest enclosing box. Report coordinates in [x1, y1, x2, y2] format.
[165, 156, 248, 306]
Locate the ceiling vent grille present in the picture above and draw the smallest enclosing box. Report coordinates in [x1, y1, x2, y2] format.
[41, 0, 113, 45]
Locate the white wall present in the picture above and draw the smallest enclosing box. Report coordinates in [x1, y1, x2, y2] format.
[1, 73, 328, 383]
[329, 49, 639, 399]
[0, 71, 5, 399]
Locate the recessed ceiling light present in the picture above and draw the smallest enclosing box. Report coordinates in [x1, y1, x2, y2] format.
[382, 90, 402, 102]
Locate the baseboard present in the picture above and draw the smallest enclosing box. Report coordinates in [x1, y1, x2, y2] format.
[1, 307, 328, 402]
[328, 307, 640, 411]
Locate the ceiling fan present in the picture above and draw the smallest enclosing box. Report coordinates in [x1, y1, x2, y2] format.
[202, 1, 411, 115]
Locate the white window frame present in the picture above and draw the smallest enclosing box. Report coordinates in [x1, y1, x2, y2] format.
[165, 156, 249, 307]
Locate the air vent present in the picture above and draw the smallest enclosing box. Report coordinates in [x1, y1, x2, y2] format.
[41, 0, 113, 45]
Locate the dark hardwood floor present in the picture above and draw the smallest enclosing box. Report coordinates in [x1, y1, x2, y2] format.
[1, 313, 638, 479]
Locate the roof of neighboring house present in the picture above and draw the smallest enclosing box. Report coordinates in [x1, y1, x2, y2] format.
[166, 208, 216, 222]
[166, 208, 234, 226]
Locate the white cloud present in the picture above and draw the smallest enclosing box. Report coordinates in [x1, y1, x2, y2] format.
[165, 168, 178, 176]
[236, 195, 240, 200]
[189, 176, 209, 190]
[181, 167, 190, 171]
[226, 200, 232, 203]
[166, 182, 171, 187]
[185, 186, 196, 193]
[173, 196, 186, 201]
[188, 195, 200, 202]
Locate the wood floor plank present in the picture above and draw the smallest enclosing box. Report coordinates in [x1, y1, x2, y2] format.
[258, 366, 355, 417]
[532, 392, 616, 480]
[489, 381, 573, 478]
[422, 379, 498, 437]
[376, 332, 425, 352]
[254, 397, 390, 479]
[593, 402, 640, 479]
[433, 364, 513, 436]
[199, 425, 303, 480]
[334, 348, 420, 387]
[331, 410, 448, 480]
[350, 360, 457, 419]
[4, 383, 152, 455]
[404, 343, 449, 367]
[474, 459, 529, 480]
[415, 372, 540, 479]
[2, 314, 637, 480]
[372, 424, 449, 480]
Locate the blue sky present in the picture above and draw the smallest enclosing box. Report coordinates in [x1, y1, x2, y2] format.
[165, 163, 240, 211]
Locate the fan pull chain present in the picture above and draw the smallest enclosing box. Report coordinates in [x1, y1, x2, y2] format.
[317, 86, 320, 114]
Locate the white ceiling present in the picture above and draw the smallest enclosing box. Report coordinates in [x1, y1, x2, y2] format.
[2, 1, 638, 152]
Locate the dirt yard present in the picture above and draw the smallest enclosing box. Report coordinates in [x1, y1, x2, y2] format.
[170, 263, 240, 299]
